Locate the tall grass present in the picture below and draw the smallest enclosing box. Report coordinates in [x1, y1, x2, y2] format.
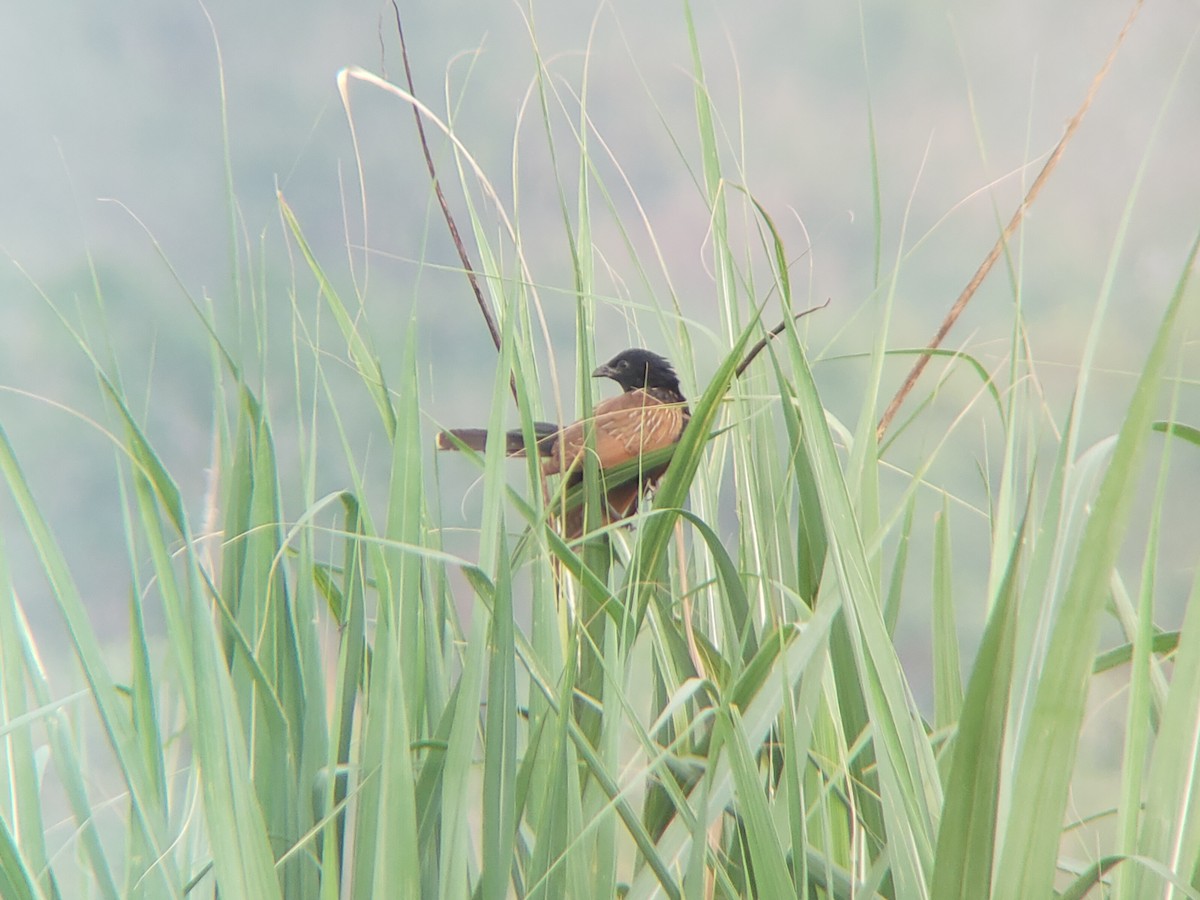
[2, 4, 1198, 899]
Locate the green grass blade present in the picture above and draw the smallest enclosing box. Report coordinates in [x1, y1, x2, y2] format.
[931, 499, 962, 738]
[279, 196, 396, 436]
[0, 541, 56, 900]
[0, 814, 39, 900]
[777, 329, 941, 896]
[931, 509, 1027, 898]
[994, 231, 1199, 899]
[1126, 570, 1200, 895]
[721, 708, 795, 896]
[481, 544, 518, 900]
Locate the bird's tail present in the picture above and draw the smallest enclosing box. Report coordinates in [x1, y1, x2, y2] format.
[436, 422, 559, 456]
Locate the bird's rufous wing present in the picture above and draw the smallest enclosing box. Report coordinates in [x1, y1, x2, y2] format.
[543, 389, 686, 475]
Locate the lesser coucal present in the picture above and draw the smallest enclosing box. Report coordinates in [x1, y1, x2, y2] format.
[435, 348, 690, 537]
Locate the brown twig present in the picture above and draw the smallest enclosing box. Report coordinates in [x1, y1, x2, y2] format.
[734, 300, 831, 379]
[391, 2, 519, 401]
[874, 0, 1146, 443]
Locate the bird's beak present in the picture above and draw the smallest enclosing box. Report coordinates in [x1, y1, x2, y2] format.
[592, 363, 616, 379]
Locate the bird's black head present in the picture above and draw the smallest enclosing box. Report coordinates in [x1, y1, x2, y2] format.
[592, 348, 682, 395]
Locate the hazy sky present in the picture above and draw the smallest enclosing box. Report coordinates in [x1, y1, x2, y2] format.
[5, 1, 1196, 334]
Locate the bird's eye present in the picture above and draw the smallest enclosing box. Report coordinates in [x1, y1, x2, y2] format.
[617, 359, 629, 370]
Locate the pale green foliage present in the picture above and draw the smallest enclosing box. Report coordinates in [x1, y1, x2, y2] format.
[2, 7, 1199, 900]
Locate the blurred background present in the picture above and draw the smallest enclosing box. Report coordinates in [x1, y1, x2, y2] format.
[2, 0, 1198, 725]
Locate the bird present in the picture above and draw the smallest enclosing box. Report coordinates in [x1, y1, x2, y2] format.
[435, 348, 690, 538]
